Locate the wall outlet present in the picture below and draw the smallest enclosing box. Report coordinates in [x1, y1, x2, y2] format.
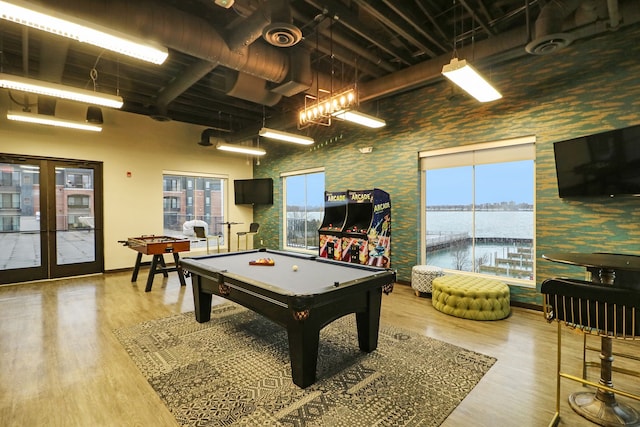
[260, 239, 264, 245]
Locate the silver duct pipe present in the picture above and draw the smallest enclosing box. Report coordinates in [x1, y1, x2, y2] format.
[154, 60, 220, 120]
[155, 1, 281, 114]
[226, 2, 271, 52]
[525, 0, 582, 54]
[36, 39, 69, 115]
[48, 0, 291, 84]
[225, 71, 283, 106]
[228, 0, 640, 142]
[361, 0, 639, 102]
[198, 129, 217, 146]
[608, 0, 621, 29]
[574, 0, 605, 25]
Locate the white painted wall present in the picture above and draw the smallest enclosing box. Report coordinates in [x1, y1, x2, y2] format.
[0, 94, 255, 270]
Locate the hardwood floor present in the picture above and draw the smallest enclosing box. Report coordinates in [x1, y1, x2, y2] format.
[1, 271, 638, 426]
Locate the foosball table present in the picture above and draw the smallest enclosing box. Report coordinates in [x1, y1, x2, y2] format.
[121, 235, 190, 291]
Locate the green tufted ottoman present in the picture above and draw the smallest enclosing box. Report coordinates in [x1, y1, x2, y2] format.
[432, 275, 510, 320]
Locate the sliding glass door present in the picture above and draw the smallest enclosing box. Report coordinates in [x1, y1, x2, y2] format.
[0, 155, 103, 284]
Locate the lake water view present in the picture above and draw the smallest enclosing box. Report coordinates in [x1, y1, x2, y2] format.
[427, 210, 533, 238]
[426, 210, 534, 280]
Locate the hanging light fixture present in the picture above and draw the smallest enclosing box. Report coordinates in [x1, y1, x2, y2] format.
[0, 73, 124, 108]
[216, 142, 266, 156]
[259, 127, 314, 145]
[296, 16, 385, 130]
[441, 1, 501, 103]
[0, 0, 168, 64]
[332, 109, 386, 128]
[7, 110, 102, 132]
[441, 58, 502, 102]
[298, 88, 356, 128]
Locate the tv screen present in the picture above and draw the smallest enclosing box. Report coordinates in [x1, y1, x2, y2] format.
[553, 125, 640, 198]
[234, 178, 273, 205]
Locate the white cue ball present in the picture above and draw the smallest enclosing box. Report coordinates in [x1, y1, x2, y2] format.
[292, 265, 298, 271]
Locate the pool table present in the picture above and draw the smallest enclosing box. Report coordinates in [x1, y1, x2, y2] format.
[181, 248, 395, 388]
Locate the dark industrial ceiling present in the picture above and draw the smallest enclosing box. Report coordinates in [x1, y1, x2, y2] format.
[1, 0, 638, 140]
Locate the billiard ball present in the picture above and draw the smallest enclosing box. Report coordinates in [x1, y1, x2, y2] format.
[292, 265, 298, 271]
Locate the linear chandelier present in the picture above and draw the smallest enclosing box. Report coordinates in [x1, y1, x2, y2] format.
[0, 0, 168, 64]
[216, 142, 266, 156]
[299, 88, 356, 128]
[7, 110, 102, 132]
[259, 127, 314, 145]
[0, 73, 124, 108]
[332, 110, 386, 128]
[441, 58, 502, 103]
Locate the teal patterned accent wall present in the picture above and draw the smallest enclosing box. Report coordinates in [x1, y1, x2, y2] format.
[253, 25, 640, 306]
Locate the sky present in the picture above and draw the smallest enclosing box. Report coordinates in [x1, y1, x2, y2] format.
[426, 161, 534, 205]
[286, 172, 325, 207]
[285, 161, 534, 208]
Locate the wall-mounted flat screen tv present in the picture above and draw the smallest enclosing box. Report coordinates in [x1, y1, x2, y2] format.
[234, 178, 273, 205]
[553, 124, 640, 198]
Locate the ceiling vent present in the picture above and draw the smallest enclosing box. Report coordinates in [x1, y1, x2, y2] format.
[525, 0, 580, 55]
[525, 33, 575, 55]
[262, 23, 302, 47]
[262, 0, 302, 47]
[149, 110, 172, 122]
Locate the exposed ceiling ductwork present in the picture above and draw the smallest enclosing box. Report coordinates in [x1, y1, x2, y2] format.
[48, 0, 300, 97]
[525, 0, 581, 54]
[262, 0, 303, 47]
[0, 0, 638, 137]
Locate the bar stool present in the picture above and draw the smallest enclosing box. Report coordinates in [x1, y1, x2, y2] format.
[541, 277, 640, 426]
[193, 226, 222, 254]
[236, 222, 259, 251]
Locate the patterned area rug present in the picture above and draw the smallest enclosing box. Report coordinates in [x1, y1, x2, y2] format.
[114, 304, 496, 426]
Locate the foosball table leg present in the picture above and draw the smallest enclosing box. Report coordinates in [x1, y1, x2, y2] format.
[131, 252, 143, 282]
[174, 253, 186, 287]
[145, 255, 161, 292]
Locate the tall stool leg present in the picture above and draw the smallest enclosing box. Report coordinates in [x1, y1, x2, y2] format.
[550, 322, 561, 427]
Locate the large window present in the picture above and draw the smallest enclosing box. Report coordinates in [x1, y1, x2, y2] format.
[162, 173, 226, 249]
[282, 169, 325, 252]
[421, 137, 535, 285]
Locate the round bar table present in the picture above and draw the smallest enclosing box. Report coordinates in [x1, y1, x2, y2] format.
[217, 221, 243, 252]
[543, 252, 640, 426]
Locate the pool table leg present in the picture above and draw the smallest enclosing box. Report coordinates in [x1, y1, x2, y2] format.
[355, 288, 383, 352]
[287, 322, 320, 388]
[192, 277, 213, 323]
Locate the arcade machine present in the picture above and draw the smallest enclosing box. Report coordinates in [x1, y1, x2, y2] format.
[341, 189, 391, 266]
[318, 191, 347, 260]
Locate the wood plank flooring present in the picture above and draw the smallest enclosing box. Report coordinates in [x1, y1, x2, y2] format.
[0, 271, 638, 426]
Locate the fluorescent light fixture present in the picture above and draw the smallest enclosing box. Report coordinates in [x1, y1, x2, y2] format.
[0, 0, 168, 64]
[0, 73, 124, 108]
[259, 127, 314, 145]
[441, 58, 502, 102]
[216, 142, 266, 156]
[332, 110, 386, 128]
[7, 110, 102, 132]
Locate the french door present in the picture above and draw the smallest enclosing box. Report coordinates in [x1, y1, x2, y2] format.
[0, 155, 104, 285]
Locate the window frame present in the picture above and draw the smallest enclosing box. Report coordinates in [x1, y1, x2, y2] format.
[281, 167, 325, 254]
[162, 170, 228, 251]
[419, 136, 536, 287]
